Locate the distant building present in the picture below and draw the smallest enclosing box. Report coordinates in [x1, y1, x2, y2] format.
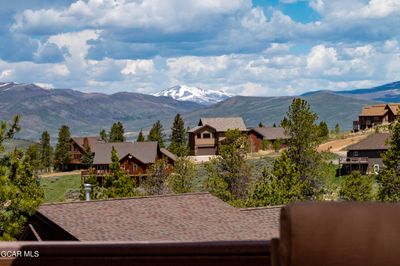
[354, 104, 400, 131]
[21, 193, 280, 241]
[339, 133, 389, 175]
[69, 136, 104, 170]
[80, 141, 175, 182]
[248, 127, 289, 152]
[188, 117, 248, 156]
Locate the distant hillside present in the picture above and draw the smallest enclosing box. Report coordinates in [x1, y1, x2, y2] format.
[185, 92, 378, 131]
[303, 81, 400, 103]
[0, 139, 36, 156]
[0, 83, 203, 140]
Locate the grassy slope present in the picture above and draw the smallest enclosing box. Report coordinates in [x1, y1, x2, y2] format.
[41, 174, 81, 203]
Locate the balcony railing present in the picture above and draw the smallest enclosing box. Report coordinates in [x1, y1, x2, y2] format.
[339, 157, 369, 164]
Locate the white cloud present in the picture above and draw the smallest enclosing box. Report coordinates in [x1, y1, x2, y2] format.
[121, 60, 155, 75]
[0, 69, 12, 80]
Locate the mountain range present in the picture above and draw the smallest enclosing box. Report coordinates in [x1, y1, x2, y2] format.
[153, 85, 231, 105]
[1, 81, 397, 141]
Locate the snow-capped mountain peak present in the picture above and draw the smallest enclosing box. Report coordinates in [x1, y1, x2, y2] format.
[153, 85, 232, 105]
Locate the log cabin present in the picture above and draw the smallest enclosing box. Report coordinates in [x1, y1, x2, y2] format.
[354, 104, 400, 131]
[248, 127, 289, 152]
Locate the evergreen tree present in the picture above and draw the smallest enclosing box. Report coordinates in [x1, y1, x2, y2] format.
[169, 114, 188, 156]
[99, 129, 108, 142]
[167, 157, 196, 194]
[273, 123, 277, 127]
[318, 121, 329, 139]
[147, 120, 166, 148]
[39, 131, 53, 171]
[143, 158, 170, 195]
[339, 171, 374, 201]
[54, 125, 71, 171]
[205, 129, 251, 203]
[282, 98, 323, 199]
[82, 144, 94, 168]
[103, 146, 137, 198]
[247, 151, 305, 206]
[109, 121, 125, 142]
[0, 116, 43, 240]
[335, 123, 340, 134]
[258, 122, 265, 127]
[137, 130, 145, 142]
[377, 121, 400, 201]
[25, 144, 41, 170]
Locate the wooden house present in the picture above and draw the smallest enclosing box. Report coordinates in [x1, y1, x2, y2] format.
[248, 127, 289, 152]
[68, 136, 104, 170]
[338, 133, 389, 175]
[188, 117, 248, 155]
[355, 104, 400, 131]
[81, 141, 175, 183]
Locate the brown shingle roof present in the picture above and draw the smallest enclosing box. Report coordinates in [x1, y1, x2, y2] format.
[160, 148, 176, 161]
[198, 117, 247, 132]
[388, 104, 400, 115]
[38, 193, 280, 242]
[251, 127, 289, 140]
[92, 141, 158, 165]
[360, 104, 388, 116]
[347, 133, 390, 151]
[72, 136, 104, 150]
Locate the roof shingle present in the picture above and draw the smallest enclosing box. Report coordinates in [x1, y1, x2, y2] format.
[347, 133, 390, 151]
[38, 193, 280, 242]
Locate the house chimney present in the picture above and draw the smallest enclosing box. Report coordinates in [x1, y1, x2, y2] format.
[83, 183, 92, 201]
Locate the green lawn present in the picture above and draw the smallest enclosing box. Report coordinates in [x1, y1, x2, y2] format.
[40, 174, 81, 203]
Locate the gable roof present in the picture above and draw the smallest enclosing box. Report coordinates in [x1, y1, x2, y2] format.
[360, 104, 400, 117]
[92, 141, 158, 165]
[198, 117, 247, 132]
[160, 148, 176, 161]
[72, 136, 104, 150]
[347, 133, 390, 151]
[250, 127, 289, 140]
[37, 193, 280, 242]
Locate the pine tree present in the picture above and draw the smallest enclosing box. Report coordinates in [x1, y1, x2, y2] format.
[282, 98, 323, 199]
[137, 130, 145, 142]
[258, 122, 264, 127]
[109, 121, 125, 142]
[377, 121, 400, 201]
[335, 123, 340, 134]
[82, 144, 94, 168]
[169, 114, 188, 156]
[147, 120, 166, 148]
[39, 131, 53, 172]
[103, 146, 137, 198]
[339, 171, 374, 201]
[318, 121, 329, 139]
[54, 125, 71, 171]
[205, 129, 251, 203]
[25, 144, 42, 170]
[143, 158, 170, 195]
[247, 151, 305, 206]
[99, 129, 108, 142]
[167, 157, 196, 194]
[0, 116, 43, 240]
[273, 123, 277, 127]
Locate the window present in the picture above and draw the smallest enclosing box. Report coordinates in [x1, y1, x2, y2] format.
[353, 151, 359, 157]
[203, 133, 211, 139]
[197, 133, 201, 139]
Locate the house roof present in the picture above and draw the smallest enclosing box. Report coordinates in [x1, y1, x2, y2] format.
[199, 117, 247, 132]
[250, 127, 289, 140]
[346, 133, 390, 151]
[187, 124, 217, 133]
[92, 141, 159, 165]
[72, 136, 104, 150]
[160, 148, 176, 161]
[38, 193, 280, 242]
[360, 104, 400, 117]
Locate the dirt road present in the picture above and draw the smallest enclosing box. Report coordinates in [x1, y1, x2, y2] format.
[317, 134, 370, 152]
[40, 170, 81, 178]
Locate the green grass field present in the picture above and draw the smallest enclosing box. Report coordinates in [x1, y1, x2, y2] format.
[40, 174, 81, 203]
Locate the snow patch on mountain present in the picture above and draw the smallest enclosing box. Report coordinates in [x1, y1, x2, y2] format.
[153, 85, 232, 105]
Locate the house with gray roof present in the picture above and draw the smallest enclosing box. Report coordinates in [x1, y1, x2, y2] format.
[339, 133, 389, 175]
[188, 117, 248, 155]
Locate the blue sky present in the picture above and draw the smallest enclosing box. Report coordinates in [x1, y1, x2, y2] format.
[0, 0, 399, 96]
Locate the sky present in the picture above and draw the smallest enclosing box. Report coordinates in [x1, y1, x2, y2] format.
[0, 0, 399, 96]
